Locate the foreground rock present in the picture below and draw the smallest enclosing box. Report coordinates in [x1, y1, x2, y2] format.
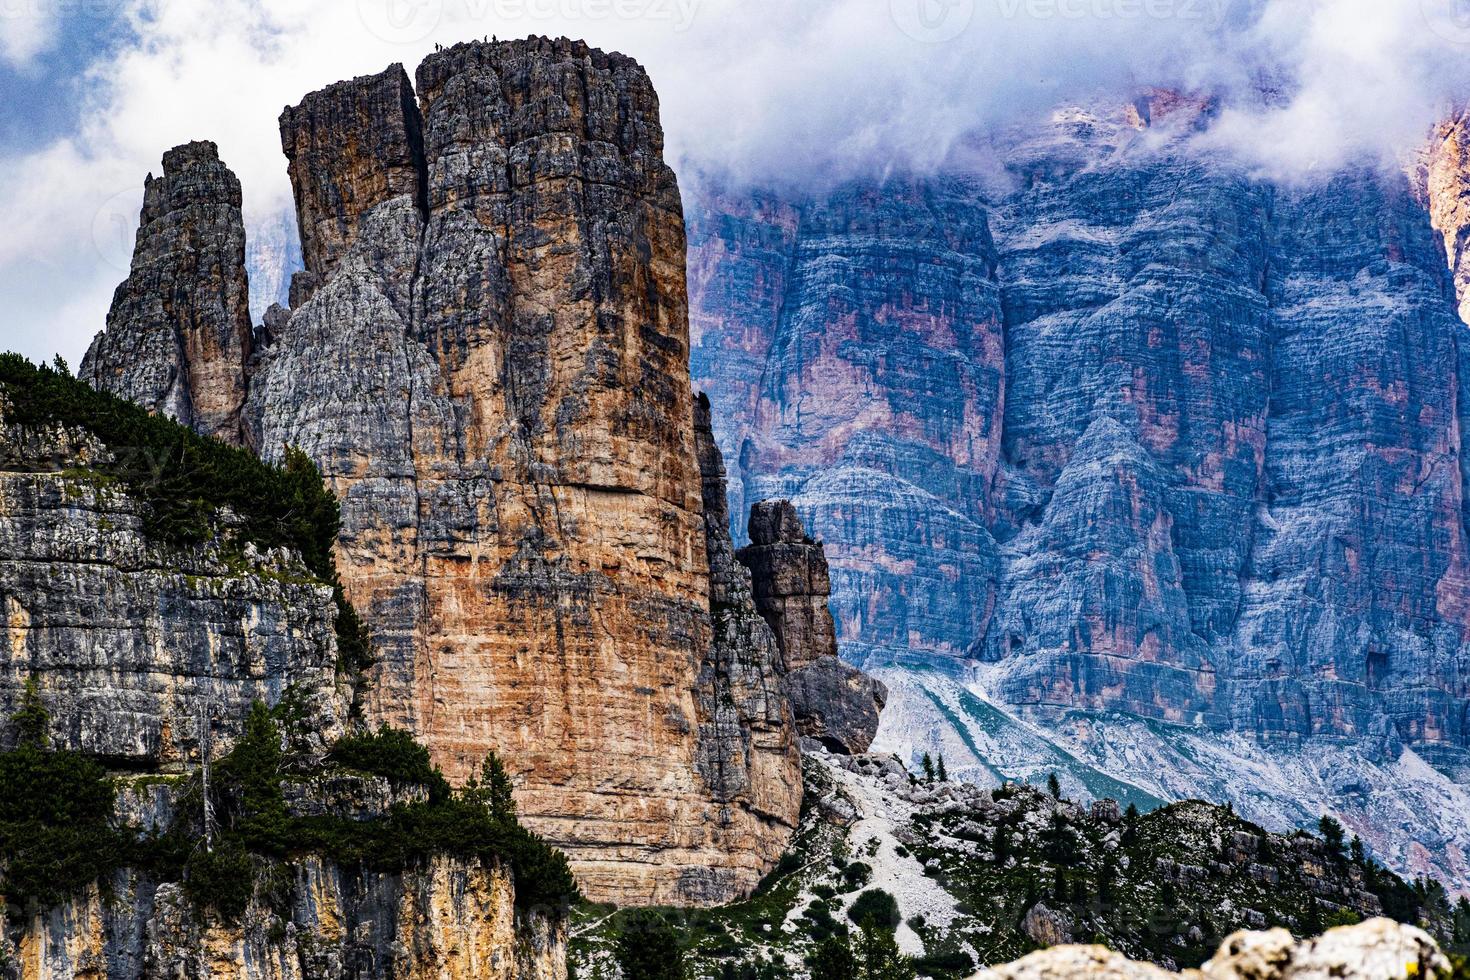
[737, 500, 886, 753]
[0, 376, 344, 765]
[3, 777, 565, 980]
[971, 919, 1449, 980]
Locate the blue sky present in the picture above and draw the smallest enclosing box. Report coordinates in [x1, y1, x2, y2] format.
[3, 0, 1469, 369]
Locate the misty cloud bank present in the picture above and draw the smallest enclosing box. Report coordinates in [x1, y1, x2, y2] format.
[2, 0, 1470, 365]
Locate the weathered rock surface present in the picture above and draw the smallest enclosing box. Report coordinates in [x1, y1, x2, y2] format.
[3, 781, 565, 980]
[1422, 108, 1470, 325]
[737, 500, 886, 753]
[80, 38, 801, 905]
[0, 401, 344, 766]
[688, 176, 1004, 671]
[80, 141, 253, 445]
[688, 100, 1470, 885]
[969, 918, 1449, 980]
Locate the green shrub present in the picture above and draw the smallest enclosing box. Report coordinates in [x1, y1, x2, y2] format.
[184, 840, 255, 921]
[0, 742, 132, 912]
[848, 888, 901, 930]
[326, 724, 450, 802]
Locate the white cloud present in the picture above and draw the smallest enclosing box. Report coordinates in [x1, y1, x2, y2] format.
[3, 0, 1470, 367]
[0, 1, 59, 69]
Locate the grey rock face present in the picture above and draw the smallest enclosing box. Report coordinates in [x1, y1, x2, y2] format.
[0, 410, 344, 767]
[687, 99, 1470, 881]
[736, 499, 886, 754]
[688, 176, 1004, 671]
[79, 141, 254, 445]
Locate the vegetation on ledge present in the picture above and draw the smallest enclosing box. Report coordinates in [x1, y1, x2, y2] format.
[0, 689, 577, 922]
[0, 353, 372, 676]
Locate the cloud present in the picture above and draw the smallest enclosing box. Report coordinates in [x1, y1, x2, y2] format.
[0, 1, 60, 68]
[3, 0, 1470, 367]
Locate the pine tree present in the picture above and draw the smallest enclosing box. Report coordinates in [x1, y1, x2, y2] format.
[1319, 815, 1346, 859]
[614, 910, 687, 980]
[936, 755, 948, 782]
[1350, 835, 1366, 866]
[809, 933, 859, 980]
[1046, 771, 1061, 799]
[855, 917, 916, 980]
[921, 753, 935, 784]
[11, 677, 49, 747]
[482, 751, 516, 823]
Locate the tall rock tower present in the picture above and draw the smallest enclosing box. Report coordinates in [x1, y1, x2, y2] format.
[80, 141, 254, 444]
[83, 38, 807, 906]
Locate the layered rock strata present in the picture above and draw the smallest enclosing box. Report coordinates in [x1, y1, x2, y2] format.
[736, 500, 886, 753]
[88, 40, 806, 905]
[2, 780, 565, 980]
[80, 141, 253, 445]
[0, 399, 343, 766]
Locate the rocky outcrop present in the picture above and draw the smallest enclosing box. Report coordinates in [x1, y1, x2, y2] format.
[970, 919, 1449, 980]
[3, 779, 565, 980]
[737, 500, 885, 753]
[0, 395, 343, 766]
[687, 100, 1470, 885]
[75, 38, 801, 905]
[1422, 109, 1470, 324]
[80, 141, 253, 445]
[278, 64, 425, 286]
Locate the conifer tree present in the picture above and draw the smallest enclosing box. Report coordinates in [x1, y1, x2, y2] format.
[1047, 771, 1061, 799]
[809, 933, 859, 980]
[921, 753, 935, 784]
[855, 917, 916, 980]
[936, 755, 948, 782]
[1318, 815, 1346, 859]
[11, 677, 49, 748]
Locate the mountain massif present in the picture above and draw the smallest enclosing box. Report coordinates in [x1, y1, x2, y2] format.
[686, 93, 1470, 889]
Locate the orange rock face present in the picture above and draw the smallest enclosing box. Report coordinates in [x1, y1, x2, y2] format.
[238, 40, 801, 905]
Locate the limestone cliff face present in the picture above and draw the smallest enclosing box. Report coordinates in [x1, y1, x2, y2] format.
[736, 500, 885, 753]
[80, 142, 253, 445]
[688, 176, 1004, 672]
[77, 39, 803, 905]
[687, 101, 1470, 883]
[0, 401, 343, 766]
[3, 781, 565, 980]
